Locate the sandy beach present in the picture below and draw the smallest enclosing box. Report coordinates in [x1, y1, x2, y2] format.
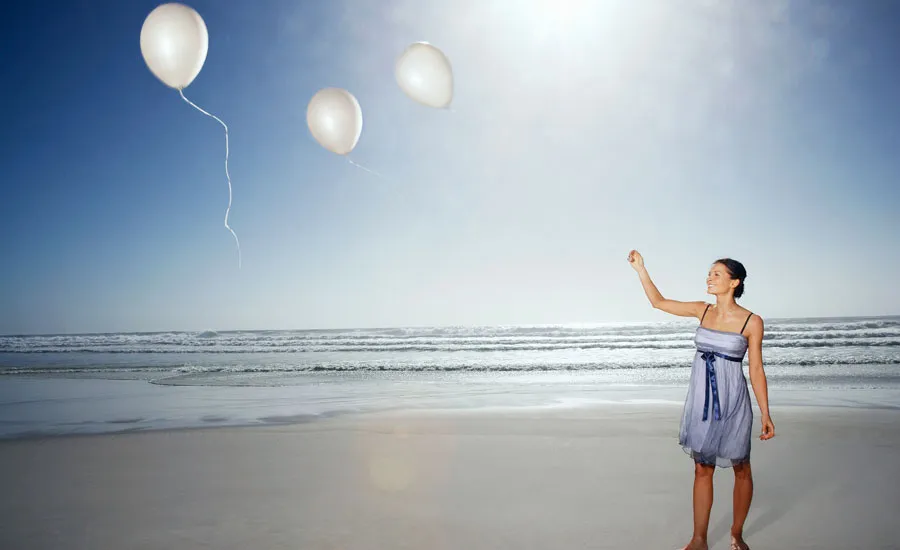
[1, 404, 898, 550]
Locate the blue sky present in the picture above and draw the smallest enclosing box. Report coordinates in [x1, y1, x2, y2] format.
[1, 0, 898, 334]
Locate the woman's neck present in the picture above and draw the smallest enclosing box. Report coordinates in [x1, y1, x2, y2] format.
[714, 296, 738, 315]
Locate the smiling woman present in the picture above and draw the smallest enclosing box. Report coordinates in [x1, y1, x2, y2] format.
[628, 250, 774, 550]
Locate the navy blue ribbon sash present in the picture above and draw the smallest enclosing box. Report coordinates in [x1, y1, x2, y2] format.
[699, 349, 743, 422]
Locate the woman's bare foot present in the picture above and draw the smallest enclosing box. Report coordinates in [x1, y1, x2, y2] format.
[681, 537, 708, 550]
[730, 534, 750, 550]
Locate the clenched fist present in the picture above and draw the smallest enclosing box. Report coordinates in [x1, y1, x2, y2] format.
[627, 250, 644, 272]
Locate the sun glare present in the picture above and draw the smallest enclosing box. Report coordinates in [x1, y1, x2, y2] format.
[518, 0, 604, 43]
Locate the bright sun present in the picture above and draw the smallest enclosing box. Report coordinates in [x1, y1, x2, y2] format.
[515, 0, 612, 44]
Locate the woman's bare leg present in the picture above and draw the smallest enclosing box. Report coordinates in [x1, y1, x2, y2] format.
[683, 461, 715, 549]
[730, 461, 753, 549]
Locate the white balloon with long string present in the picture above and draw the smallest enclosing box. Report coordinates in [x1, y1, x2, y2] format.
[140, 2, 242, 268]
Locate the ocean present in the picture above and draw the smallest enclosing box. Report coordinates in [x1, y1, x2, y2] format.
[1, 316, 898, 438]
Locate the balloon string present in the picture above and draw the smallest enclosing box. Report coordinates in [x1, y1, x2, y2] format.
[347, 157, 392, 181]
[178, 89, 242, 269]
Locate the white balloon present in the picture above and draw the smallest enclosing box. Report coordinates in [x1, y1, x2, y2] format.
[140, 3, 209, 90]
[395, 42, 453, 109]
[306, 88, 363, 156]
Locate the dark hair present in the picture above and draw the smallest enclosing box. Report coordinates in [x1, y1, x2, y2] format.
[714, 258, 747, 299]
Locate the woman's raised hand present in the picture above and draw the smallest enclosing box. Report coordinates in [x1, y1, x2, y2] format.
[627, 250, 644, 271]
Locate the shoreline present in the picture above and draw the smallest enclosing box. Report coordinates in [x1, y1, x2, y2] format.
[2, 399, 899, 442]
[3, 374, 900, 441]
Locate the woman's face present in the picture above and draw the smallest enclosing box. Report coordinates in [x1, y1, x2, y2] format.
[706, 263, 736, 296]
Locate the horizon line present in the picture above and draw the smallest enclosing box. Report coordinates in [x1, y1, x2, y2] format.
[2, 314, 899, 338]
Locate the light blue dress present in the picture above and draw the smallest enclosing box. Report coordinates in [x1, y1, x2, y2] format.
[678, 319, 754, 468]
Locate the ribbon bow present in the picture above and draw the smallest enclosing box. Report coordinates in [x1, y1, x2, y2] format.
[699, 349, 743, 422]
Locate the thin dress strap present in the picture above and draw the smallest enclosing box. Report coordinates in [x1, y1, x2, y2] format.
[740, 312, 753, 335]
[700, 304, 711, 324]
